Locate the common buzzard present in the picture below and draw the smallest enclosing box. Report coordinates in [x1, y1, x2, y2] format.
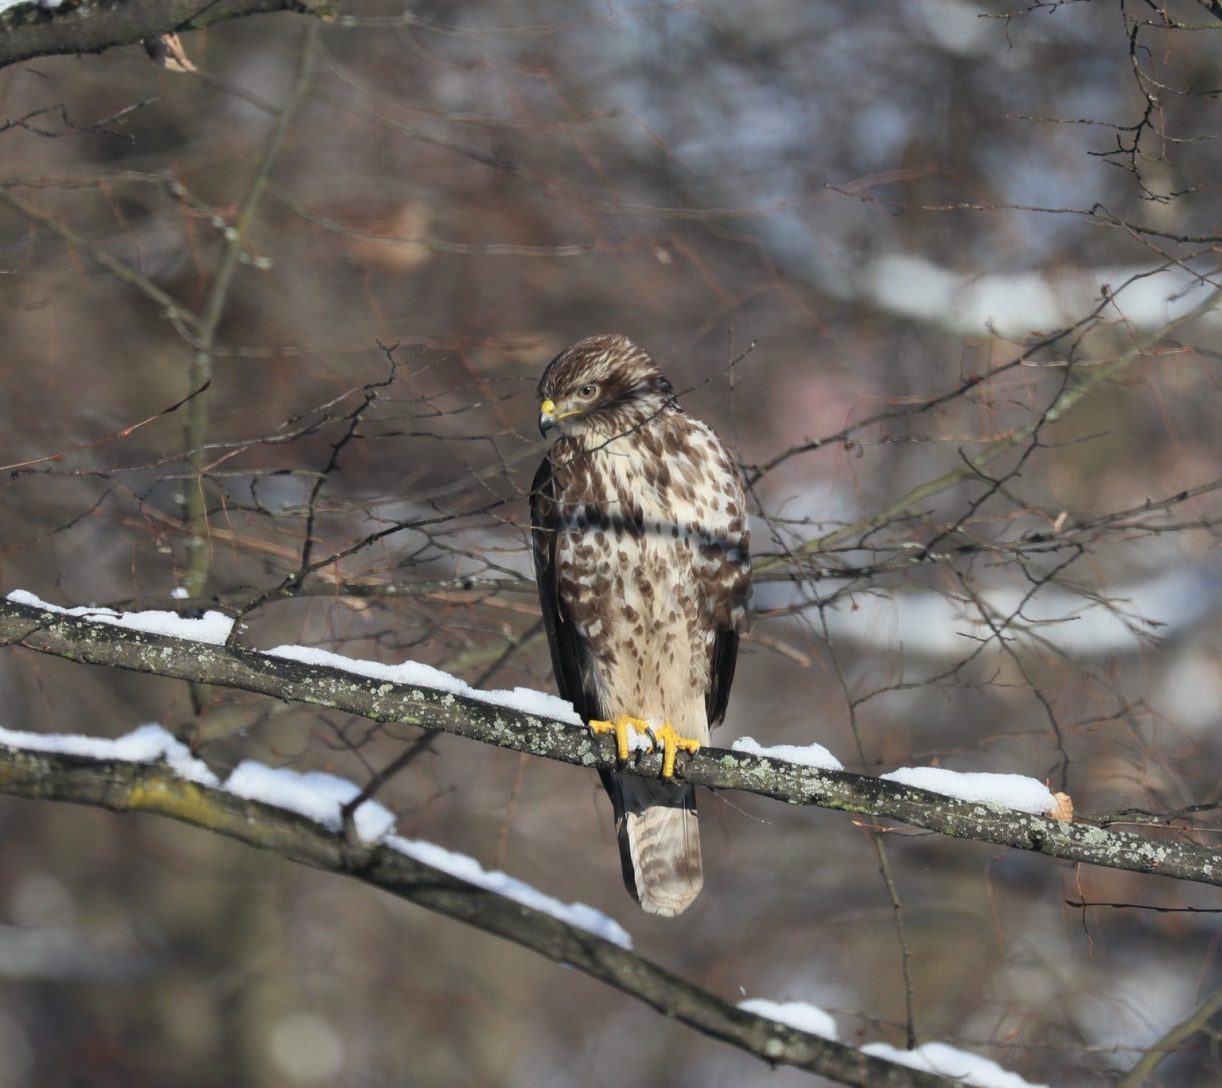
[530, 335, 751, 916]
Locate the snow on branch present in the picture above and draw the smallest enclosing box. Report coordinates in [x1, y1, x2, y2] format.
[0, 722, 962, 1088]
[738, 1002, 1050, 1088]
[0, 593, 1218, 889]
[0, 721, 627, 946]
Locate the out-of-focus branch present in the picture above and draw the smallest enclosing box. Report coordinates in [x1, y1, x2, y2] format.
[1, 19, 321, 611]
[1117, 985, 1222, 1088]
[753, 284, 1221, 574]
[181, 19, 319, 602]
[743, 316, 1093, 487]
[0, 597, 1217, 889]
[0, 740, 955, 1088]
[0, 0, 334, 71]
[0, 186, 189, 320]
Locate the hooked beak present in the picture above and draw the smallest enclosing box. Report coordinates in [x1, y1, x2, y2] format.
[539, 398, 558, 437]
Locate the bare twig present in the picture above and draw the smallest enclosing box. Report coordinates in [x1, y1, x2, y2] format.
[756, 284, 1221, 575]
[0, 187, 191, 320]
[181, 19, 320, 601]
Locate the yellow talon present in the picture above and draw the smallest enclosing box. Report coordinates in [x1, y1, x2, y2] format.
[589, 715, 651, 762]
[590, 717, 700, 777]
[653, 723, 701, 778]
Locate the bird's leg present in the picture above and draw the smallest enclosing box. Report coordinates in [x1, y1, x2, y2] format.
[650, 723, 701, 778]
[589, 715, 652, 762]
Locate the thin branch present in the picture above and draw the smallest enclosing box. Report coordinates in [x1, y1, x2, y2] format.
[0, 186, 192, 321]
[873, 835, 918, 1050]
[181, 18, 320, 601]
[754, 284, 1221, 576]
[744, 318, 1090, 487]
[0, 380, 210, 473]
[297, 361, 397, 579]
[269, 182, 618, 258]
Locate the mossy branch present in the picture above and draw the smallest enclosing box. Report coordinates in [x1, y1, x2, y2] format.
[0, 739, 957, 1088]
[0, 597, 1217, 889]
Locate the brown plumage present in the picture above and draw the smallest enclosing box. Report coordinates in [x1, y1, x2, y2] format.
[530, 335, 751, 916]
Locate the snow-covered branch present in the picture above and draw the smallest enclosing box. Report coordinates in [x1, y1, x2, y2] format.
[0, 725, 964, 1088]
[0, 593, 1217, 891]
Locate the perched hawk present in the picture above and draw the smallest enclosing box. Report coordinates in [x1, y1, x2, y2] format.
[530, 335, 751, 916]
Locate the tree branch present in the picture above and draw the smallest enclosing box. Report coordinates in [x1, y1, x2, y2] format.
[0, 0, 334, 71]
[0, 738, 958, 1088]
[0, 597, 1217, 889]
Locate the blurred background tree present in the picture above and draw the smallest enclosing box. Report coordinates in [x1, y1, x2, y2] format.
[0, 1, 1219, 1085]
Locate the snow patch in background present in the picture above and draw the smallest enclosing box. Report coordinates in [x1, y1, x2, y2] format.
[267, 1011, 344, 1082]
[790, 562, 1222, 661]
[881, 766, 1055, 814]
[867, 255, 1219, 337]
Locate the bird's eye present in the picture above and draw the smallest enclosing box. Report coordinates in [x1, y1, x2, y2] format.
[577, 383, 598, 399]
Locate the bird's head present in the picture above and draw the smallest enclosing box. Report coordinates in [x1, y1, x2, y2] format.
[537, 334, 675, 440]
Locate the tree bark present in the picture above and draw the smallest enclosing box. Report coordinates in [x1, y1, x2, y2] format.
[0, 0, 334, 70]
[0, 596, 1216, 889]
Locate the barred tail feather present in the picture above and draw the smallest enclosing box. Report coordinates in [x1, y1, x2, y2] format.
[607, 773, 702, 916]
